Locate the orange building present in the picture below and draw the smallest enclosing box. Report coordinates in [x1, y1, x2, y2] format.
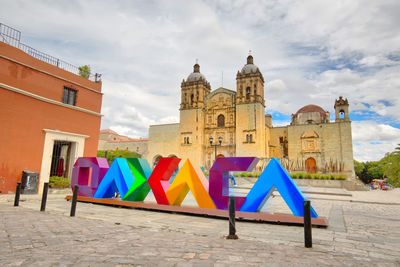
[0, 24, 103, 194]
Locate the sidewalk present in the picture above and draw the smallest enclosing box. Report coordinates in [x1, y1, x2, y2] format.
[1, 190, 400, 266]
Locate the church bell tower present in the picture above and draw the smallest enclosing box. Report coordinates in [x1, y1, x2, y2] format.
[235, 54, 267, 158]
[180, 63, 210, 110]
[179, 62, 210, 165]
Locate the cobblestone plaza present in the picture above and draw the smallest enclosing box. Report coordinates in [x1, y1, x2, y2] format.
[1, 188, 400, 266]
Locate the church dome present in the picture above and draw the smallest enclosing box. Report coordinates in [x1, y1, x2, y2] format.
[292, 104, 329, 125]
[295, 104, 327, 117]
[241, 55, 259, 74]
[186, 63, 206, 82]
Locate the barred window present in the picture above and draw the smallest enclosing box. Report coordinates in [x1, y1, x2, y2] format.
[62, 87, 77, 105]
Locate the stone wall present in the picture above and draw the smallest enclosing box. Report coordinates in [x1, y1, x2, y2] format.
[99, 140, 148, 155]
[147, 123, 180, 166]
[287, 121, 355, 178]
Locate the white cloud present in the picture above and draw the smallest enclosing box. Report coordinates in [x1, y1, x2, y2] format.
[352, 121, 400, 161]
[1, 0, 399, 161]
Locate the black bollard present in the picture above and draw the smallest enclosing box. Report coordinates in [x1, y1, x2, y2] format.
[227, 196, 238, 239]
[14, 182, 21, 207]
[40, 183, 49, 211]
[304, 200, 312, 248]
[70, 185, 79, 217]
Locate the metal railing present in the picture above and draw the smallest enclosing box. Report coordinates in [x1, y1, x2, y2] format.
[0, 23, 101, 82]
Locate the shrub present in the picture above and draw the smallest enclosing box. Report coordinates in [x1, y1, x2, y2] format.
[335, 175, 346, 180]
[290, 172, 347, 180]
[78, 65, 91, 79]
[97, 149, 141, 165]
[310, 174, 319, 180]
[49, 176, 70, 188]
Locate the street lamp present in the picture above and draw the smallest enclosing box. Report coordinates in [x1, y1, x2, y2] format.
[209, 136, 222, 162]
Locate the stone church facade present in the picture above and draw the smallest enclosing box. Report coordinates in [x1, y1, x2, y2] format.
[146, 55, 355, 179]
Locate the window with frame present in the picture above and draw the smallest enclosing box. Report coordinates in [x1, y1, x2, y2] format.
[217, 114, 225, 127]
[184, 137, 190, 144]
[246, 87, 250, 100]
[62, 87, 77, 105]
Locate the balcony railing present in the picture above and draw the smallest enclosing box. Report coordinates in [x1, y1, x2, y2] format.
[0, 23, 101, 82]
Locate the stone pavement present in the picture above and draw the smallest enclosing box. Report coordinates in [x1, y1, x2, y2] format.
[1, 189, 400, 266]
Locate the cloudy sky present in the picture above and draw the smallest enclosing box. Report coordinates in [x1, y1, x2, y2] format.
[2, 0, 400, 162]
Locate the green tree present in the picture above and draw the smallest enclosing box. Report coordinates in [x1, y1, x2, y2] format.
[78, 65, 91, 79]
[380, 144, 400, 187]
[356, 161, 384, 184]
[97, 149, 141, 166]
[354, 160, 364, 177]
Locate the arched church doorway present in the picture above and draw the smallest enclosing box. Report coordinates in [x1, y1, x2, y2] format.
[216, 154, 225, 158]
[305, 157, 317, 174]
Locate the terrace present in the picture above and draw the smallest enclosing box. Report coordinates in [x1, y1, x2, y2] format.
[0, 23, 101, 82]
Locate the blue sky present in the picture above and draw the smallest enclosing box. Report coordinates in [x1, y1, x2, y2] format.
[1, 0, 400, 162]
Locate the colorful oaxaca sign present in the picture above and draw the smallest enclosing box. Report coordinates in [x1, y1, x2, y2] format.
[71, 156, 318, 218]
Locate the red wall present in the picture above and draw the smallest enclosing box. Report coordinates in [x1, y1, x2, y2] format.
[0, 42, 103, 193]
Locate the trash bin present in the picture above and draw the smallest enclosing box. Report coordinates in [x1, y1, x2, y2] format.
[21, 170, 39, 194]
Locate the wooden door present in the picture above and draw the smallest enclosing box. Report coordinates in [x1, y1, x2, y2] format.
[305, 157, 317, 174]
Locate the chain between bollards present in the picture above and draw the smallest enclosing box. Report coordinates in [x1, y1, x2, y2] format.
[14, 182, 21, 207]
[304, 200, 312, 248]
[70, 185, 79, 217]
[40, 182, 49, 211]
[227, 196, 238, 239]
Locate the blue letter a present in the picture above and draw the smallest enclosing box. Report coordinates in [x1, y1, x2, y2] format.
[240, 158, 318, 218]
[93, 158, 135, 199]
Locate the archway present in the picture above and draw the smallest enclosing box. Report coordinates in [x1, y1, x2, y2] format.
[216, 154, 225, 158]
[305, 157, 317, 174]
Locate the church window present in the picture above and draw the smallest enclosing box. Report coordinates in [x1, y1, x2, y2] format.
[187, 137, 190, 144]
[246, 87, 250, 100]
[254, 84, 257, 95]
[246, 134, 249, 143]
[249, 134, 253, 143]
[191, 94, 194, 104]
[279, 137, 284, 143]
[184, 137, 187, 144]
[217, 114, 225, 127]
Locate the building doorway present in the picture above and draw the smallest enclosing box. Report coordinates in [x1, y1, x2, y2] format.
[305, 157, 317, 174]
[39, 129, 87, 194]
[50, 141, 72, 178]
